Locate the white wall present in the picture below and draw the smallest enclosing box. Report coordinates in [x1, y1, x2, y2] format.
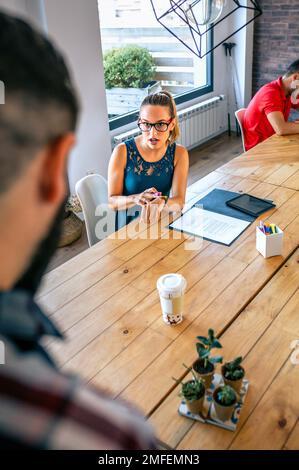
[44, 0, 111, 193]
[0, 0, 47, 33]
[230, 0, 254, 108]
[0, 0, 27, 16]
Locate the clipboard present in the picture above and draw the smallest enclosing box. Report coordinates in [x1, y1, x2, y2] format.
[168, 189, 274, 246]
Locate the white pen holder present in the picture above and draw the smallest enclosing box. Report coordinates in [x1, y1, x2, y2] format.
[256, 225, 283, 258]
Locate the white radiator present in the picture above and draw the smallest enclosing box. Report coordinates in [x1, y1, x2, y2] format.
[112, 95, 226, 149]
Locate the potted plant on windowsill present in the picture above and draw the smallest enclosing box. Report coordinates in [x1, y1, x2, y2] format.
[173, 365, 206, 415]
[213, 384, 237, 422]
[104, 45, 160, 116]
[193, 329, 223, 389]
[221, 356, 245, 393]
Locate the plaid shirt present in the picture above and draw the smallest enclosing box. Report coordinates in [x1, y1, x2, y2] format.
[0, 289, 156, 449]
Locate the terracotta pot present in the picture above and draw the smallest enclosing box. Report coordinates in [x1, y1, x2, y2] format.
[221, 365, 245, 393]
[212, 387, 237, 422]
[192, 359, 214, 389]
[185, 395, 205, 415]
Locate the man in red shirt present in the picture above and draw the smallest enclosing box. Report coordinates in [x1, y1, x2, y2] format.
[243, 60, 299, 151]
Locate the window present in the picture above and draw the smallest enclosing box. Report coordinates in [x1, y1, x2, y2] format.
[98, 0, 213, 130]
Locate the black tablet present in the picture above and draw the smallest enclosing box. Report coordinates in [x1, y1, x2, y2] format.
[226, 193, 276, 217]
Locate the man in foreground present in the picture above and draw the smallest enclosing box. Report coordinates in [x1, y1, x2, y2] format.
[0, 10, 156, 450]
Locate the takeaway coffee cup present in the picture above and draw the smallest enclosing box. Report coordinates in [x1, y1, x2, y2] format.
[157, 273, 187, 325]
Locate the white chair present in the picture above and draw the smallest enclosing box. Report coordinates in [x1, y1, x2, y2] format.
[235, 108, 247, 152]
[75, 174, 116, 247]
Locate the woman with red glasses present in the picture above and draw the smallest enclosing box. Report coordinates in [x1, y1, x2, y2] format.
[108, 91, 189, 227]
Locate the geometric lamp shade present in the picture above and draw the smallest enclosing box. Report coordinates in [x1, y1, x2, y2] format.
[149, 0, 263, 59]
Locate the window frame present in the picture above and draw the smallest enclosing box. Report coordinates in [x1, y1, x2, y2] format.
[108, 30, 214, 131]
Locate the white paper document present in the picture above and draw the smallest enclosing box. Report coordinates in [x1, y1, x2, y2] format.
[169, 206, 251, 246]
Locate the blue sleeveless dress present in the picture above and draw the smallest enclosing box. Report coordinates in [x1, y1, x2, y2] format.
[116, 138, 176, 229]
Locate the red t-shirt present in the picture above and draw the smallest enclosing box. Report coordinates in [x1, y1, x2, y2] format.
[243, 77, 297, 151]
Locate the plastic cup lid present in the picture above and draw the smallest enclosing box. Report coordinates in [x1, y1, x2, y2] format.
[157, 273, 187, 295]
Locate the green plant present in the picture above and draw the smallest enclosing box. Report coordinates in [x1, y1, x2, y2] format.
[223, 356, 244, 381]
[180, 379, 205, 402]
[173, 364, 205, 402]
[196, 329, 223, 370]
[104, 46, 156, 89]
[215, 385, 237, 406]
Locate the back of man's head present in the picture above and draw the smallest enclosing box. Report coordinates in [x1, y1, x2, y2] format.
[0, 10, 79, 194]
[0, 11, 79, 291]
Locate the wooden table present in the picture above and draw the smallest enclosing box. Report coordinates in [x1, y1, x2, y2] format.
[38, 134, 299, 450]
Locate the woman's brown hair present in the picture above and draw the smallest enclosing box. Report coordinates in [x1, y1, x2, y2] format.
[140, 90, 180, 145]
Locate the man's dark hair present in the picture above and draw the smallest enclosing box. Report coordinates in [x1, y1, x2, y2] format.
[0, 11, 79, 193]
[285, 60, 299, 77]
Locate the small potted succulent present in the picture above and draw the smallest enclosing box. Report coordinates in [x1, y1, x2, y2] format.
[193, 329, 223, 389]
[221, 356, 245, 393]
[174, 365, 206, 415]
[213, 384, 237, 422]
